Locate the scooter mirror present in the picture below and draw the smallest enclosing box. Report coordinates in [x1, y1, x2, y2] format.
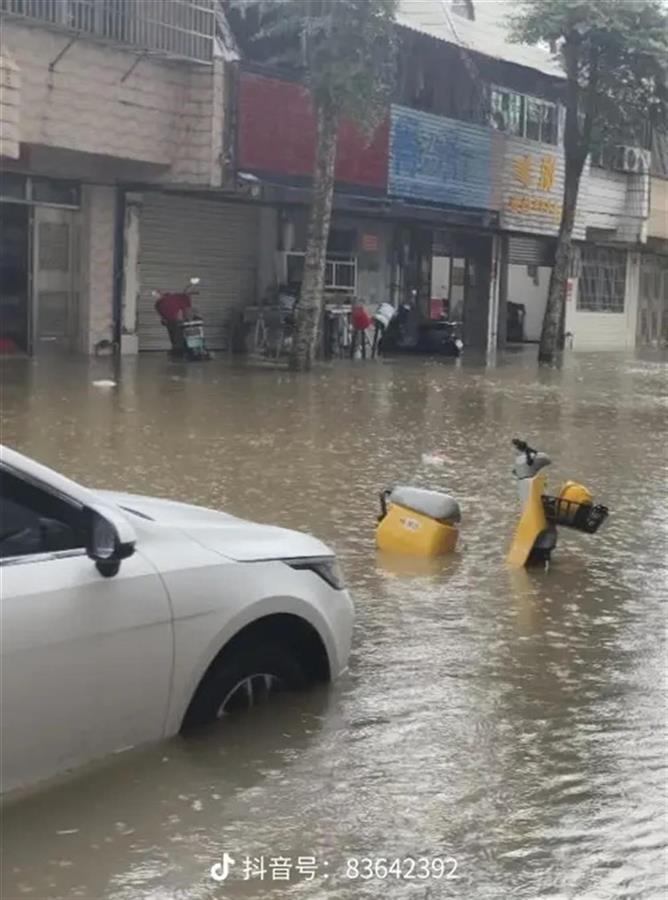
[189, 277, 201, 286]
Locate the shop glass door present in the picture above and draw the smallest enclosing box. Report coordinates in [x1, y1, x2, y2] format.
[32, 206, 77, 352]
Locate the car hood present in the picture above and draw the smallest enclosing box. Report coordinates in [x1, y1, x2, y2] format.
[95, 490, 332, 562]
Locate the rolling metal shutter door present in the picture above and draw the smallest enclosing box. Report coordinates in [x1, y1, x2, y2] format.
[138, 193, 258, 350]
[507, 235, 555, 267]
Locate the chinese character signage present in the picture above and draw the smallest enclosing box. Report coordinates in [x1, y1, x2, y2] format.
[505, 149, 560, 221]
[382, 106, 588, 237]
[389, 105, 493, 210]
[499, 136, 588, 238]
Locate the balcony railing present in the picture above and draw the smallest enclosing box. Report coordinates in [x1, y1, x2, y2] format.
[0, 0, 215, 63]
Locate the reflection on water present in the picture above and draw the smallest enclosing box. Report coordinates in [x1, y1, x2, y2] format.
[1, 350, 667, 899]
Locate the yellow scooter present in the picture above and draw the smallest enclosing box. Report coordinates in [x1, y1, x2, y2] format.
[507, 438, 609, 568]
[376, 486, 461, 557]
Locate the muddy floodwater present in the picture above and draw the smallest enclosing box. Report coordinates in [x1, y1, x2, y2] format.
[1, 350, 667, 900]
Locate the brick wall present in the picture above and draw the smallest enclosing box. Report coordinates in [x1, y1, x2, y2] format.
[3, 21, 222, 185]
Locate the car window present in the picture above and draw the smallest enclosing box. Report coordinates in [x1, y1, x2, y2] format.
[0, 469, 86, 560]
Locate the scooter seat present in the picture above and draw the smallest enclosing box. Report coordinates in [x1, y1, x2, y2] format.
[390, 486, 461, 523]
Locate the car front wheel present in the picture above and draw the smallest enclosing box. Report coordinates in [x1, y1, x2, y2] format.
[181, 643, 307, 732]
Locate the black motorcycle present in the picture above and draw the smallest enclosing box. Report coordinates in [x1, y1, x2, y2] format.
[382, 304, 463, 357]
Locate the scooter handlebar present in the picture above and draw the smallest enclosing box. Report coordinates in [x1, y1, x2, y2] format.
[512, 438, 538, 462]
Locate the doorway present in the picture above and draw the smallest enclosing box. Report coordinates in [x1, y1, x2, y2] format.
[430, 229, 494, 350]
[638, 254, 668, 346]
[32, 206, 77, 353]
[0, 202, 30, 353]
[1, 174, 80, 356]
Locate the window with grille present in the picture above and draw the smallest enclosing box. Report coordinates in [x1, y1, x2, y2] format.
[491, 87, 524, 138]
[490, 87, 558, 145]
[578, 247, 627, 313]
[325, 257, 356, 291]
[285, 253, 357, 292]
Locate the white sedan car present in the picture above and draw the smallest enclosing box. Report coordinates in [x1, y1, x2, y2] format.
[0, 445, 354, 795]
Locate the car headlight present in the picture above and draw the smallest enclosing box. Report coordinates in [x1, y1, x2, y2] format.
[284, 557, 346, 590]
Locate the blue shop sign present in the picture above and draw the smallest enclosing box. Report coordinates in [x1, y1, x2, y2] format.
[389, 105, 493, 209]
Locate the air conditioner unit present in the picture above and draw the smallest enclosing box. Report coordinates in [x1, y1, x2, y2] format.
[615, 145, 651, 174]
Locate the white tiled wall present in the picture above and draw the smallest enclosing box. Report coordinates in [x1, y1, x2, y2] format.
[584, 167, 648, 243]
[4, 22, 222, 185]
[566, 251, 640, 349]
[584, 169, 627, 230]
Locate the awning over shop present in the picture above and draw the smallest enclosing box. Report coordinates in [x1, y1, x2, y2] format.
[256, 179, 498, 231]
[0, 52, 20, 160]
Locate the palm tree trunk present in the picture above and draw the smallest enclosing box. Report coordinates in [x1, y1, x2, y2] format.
[289, 102, 338, 371]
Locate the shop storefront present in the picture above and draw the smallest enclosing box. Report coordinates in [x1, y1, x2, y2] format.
[234, 67, 393, 356]
[497, 137, 587, 345]
[241, 202, 395, 357]
[0, 172, 81, 354]
[390, 224, 494, 351]
[387, 105, 497, 351]
[503, 234, 556, 342]
[136, 192, 259, 351]
[562, 242, 641, 350]
[262, 207, 393, 305]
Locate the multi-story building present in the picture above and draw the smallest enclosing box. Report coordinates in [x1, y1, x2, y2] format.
[0, 0, 259, 356]
[228, 0, 657, 355]
[1, 0, 659, 357]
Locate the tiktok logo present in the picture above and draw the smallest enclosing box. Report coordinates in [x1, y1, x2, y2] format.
[210, 853, 236, 882]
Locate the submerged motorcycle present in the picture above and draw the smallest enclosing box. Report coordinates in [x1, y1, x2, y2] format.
[381, 312, 464, 358]
[375, 438, 609, 567]
[376, 485, 462, 557]
[507, 439, 609, 567]
[380, 291, 463, 358]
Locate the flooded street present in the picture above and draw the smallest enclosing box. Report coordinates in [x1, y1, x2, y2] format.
[1, 350, 667, 900]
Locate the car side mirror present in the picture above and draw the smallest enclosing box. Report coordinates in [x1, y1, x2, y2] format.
[85, 505, 136, 578]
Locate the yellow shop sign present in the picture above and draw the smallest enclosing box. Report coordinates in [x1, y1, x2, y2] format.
[503, 151, 562, 223]
[506, 195, 561, 217]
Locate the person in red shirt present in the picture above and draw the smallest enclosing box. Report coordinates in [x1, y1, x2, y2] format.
[350, 302, 372, 359]
[155, 292, 192, 354]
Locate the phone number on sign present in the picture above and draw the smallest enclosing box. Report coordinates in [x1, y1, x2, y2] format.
[345, 857, 459, 881]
